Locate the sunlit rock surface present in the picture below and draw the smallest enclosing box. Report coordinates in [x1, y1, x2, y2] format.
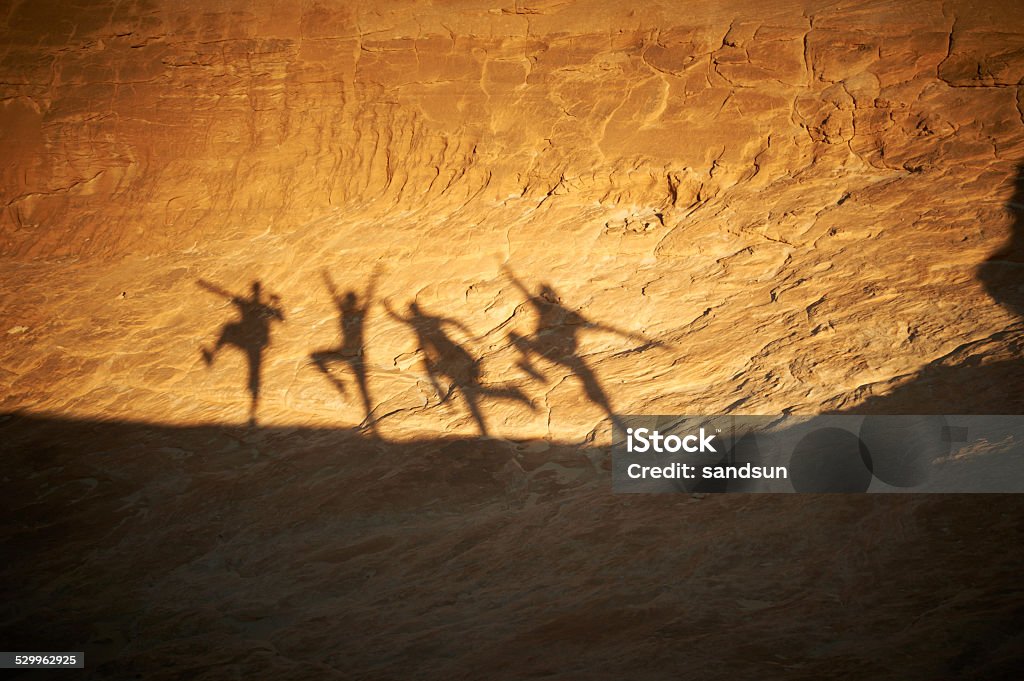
[2, 0, 1022, 436]
[2, 0, 1023, 678]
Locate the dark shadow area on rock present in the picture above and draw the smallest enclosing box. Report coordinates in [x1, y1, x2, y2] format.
[2, 411, 1024, 680]
[198, 279, 285, 427]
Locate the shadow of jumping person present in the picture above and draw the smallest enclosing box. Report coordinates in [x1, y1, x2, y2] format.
[385, 300, 535, 437]
[310, 268, 381, 435]
[199, 279, 285, 427]
[503, 266, 664, 432]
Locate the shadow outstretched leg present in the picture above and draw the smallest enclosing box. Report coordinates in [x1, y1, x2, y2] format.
[311, 350, 348, 396]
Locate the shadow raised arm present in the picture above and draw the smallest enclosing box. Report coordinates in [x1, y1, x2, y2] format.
[196, 279, 235, 300]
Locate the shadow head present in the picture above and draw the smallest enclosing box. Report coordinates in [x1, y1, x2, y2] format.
[538, 284, 560, 303]
[978, 165, 1024, 318]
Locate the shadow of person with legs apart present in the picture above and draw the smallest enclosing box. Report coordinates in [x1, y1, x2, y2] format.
[385, 300, 534, 437]
[503, 266, 665, 432]
[199, 279, 285, 426]
[310, 268, 381, 435]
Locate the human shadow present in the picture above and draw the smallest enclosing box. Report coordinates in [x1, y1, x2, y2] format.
[199, 279, 285, 426]
[979, 164, 1024, 321]
[310, 268, 380, 435]
[503, 266, 664, 431]
[385, 301, 534, 437]
[832, 164, 1024, 415]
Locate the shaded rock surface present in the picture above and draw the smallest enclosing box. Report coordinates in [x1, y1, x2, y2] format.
[4, 413, 1024, 680]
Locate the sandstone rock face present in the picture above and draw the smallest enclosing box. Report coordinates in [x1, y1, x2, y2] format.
[2, 1, 1024, 678]
[2, 0, 1022, 437]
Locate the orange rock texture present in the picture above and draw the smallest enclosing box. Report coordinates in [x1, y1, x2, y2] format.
[2, 0, 1022, 437]
[2, 0, 1024, 678]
